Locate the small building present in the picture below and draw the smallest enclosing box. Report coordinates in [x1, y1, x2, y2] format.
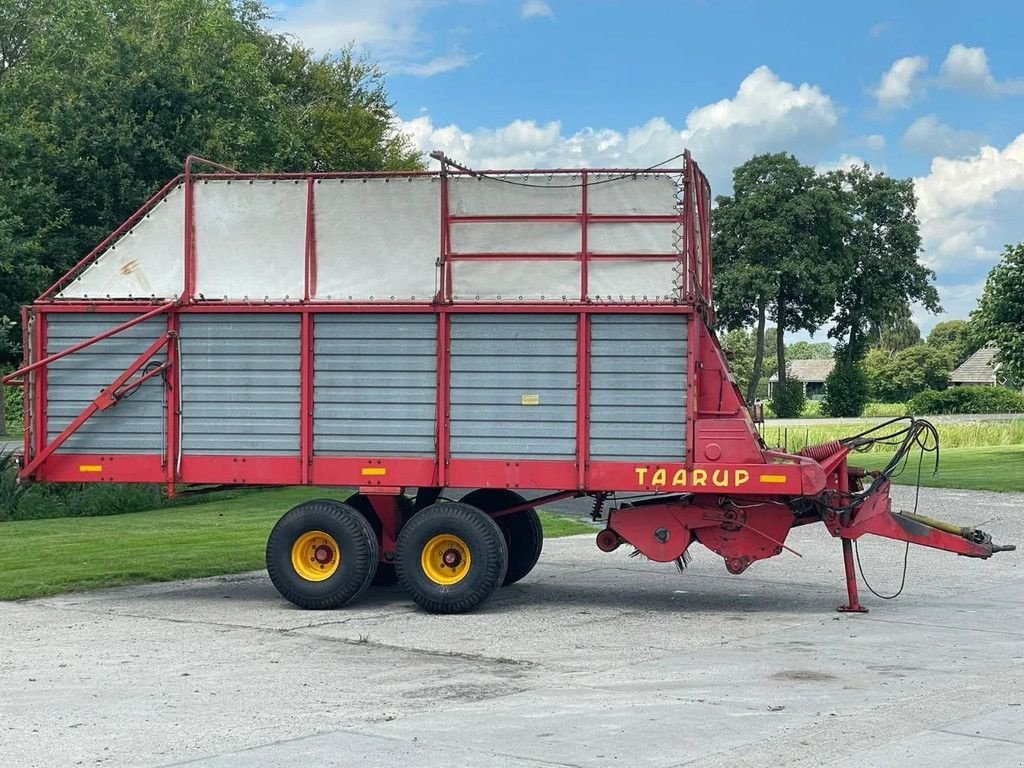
[949, 343, 1012, 387]
[768, 359, 835, 400]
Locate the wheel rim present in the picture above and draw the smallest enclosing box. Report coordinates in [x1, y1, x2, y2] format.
[421, 534, 472, 585]
[291, 530, 340, 581]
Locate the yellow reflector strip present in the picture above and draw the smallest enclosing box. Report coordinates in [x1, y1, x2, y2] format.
[79, 465, 103, 473]
[759, 474, 787, 484]
[361, 467, 387, 477]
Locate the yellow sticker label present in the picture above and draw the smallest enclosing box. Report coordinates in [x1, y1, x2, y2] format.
[360, 467, 387, 477]
[759, 474, 788, 484]
[79, 465, 103, 473]
[521, 394, 540, 406]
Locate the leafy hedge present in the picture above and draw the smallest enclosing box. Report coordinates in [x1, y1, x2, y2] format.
[770, 379, 806, 419]
[3, 382, 23, 433]
[908, 386, 1024, 415]
[0, 450, 253, 523]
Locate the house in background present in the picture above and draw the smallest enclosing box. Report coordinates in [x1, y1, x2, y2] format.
[768, 359, 835, 400]
[949, 343, 1015, 388]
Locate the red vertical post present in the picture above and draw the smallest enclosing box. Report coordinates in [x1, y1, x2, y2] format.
[304, 177, 317, 302]
[300, 310, 314, 485]
[576, 311, 590, 489]
[438, 165, 451, 302]
[165, 309, 180, 496]
[183, 159, 197, 301]
[580, 170, 589, 301]
[34, 312, 47, 461]
[20, 306, 31, 460]
[436, 309, 450, 487]
[837, 466, 868, 613]
[686, 315, 698, 466]
[682, 156, 695, 300]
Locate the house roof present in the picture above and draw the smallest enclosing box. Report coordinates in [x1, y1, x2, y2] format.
[950, 343, 999, 385]
[768, 358, 835, 383]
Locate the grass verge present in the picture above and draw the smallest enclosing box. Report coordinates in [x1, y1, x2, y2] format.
[762, 419, 1024, 453]
[0, 487, 593, 600]
[851, 445, 1024, 493]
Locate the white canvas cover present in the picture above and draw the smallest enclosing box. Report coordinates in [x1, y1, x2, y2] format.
[56, 169, 685, 304]
[57, 185, 185, 299]
[588, 260, 680, 302]
[314, 177, 439, 301]
[451, 221, 582, 255]
[588, 222, 679, 254]
[195, 180, 307, 300]
[587, 174, 679, 215]
[448, 175, 581, 215]
[452, 260, 581, 301]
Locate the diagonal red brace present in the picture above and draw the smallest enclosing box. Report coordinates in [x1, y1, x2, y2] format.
[21, 332, 174, 478]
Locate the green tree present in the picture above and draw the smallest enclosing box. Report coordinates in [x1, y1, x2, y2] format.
[861, 347, 891, 400]
[0, 0, 422, 363]
[825, 164, 940, 362]
[870, 302, 922, 353]
[713, 153, 849, 403]
[823, 359, 870, 417]
[971, 244, 1024, 385]
[867, 344, 954, 402]
[787, 341, 832, 360]
[720, 328, 755, 396]
[927, 319, 980, 368]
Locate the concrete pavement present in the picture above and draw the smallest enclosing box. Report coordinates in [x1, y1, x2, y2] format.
[1, 485, 1022, 767]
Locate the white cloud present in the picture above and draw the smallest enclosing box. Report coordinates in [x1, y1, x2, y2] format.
[939, 43, 1024, 96]
[521, 1, 554, 20]
[815, 154, 867, 174]
[393, 52, 476, 77]
[871, 55, 929, 110]
[914, 134, 1024, 273]
[270, 0, 475, 77]
[869, 20, 892, 38]
[901, 114, 986, 158]
[940, 44, 998, 95]
[859, 134, 886, 152]
[401, 66, 839, 192]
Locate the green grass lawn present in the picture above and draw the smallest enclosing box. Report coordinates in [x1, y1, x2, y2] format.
[851, 444, 1024, 493]
[0, 487, 593, 600]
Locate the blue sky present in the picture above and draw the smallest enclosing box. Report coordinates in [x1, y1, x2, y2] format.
[271, 0, 1024, 334]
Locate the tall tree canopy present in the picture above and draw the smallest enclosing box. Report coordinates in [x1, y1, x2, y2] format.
[0, 0, 422, 363]
[972, 243, 1024, 385]
[712, 153, 848, 402]
[825, 165, 939, 362]
[927, 319, 980, 368]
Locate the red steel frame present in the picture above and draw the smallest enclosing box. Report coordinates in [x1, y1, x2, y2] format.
[7, 154, 718, 492]
[4, 153, 1011, 613]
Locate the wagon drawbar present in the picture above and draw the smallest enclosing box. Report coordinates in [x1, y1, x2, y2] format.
[3, 152, 1013, 614]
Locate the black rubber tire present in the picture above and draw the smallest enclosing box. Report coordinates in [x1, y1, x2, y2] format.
[459, 489, 543, 586]
[266, 500, 379, 610]
[395, 501, 508, 614]
[345, 493, 414, 587]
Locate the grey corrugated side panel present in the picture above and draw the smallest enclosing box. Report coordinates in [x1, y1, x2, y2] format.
[314, 314, 437, 456]
[180, 314, 300, 456]
[589, 315, 687, 461]
[46, 314, 166, 455]
[451, 314, 577, 459]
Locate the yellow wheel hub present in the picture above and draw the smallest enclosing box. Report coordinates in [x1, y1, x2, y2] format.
[291, 530, 340, 582]
[421, 534, 472, 586]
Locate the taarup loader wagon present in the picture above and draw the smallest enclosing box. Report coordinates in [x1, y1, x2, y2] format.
[3, 152, 1013, 614]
